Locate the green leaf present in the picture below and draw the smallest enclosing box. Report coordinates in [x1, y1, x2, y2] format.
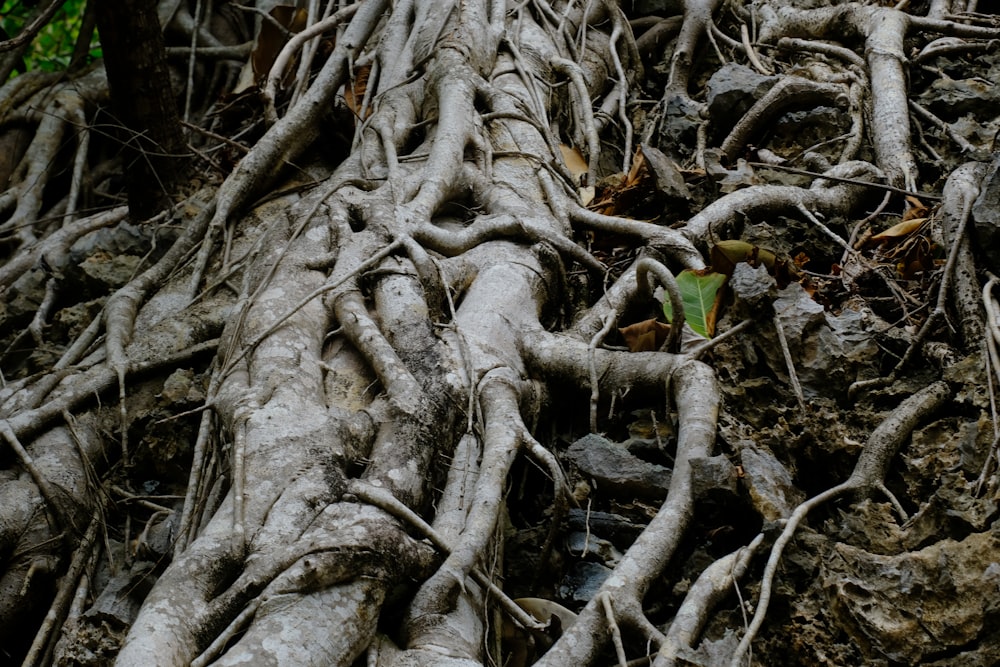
[662, 269, 727, 339]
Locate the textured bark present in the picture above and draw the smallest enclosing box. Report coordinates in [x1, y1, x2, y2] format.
[1, 1, 998, 666]
[95, 0, 187, 219]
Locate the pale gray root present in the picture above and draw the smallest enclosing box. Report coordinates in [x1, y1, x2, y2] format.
[0, 324, 221, 645]
[261, 3, 362, 125]
[569, 206, 706, 271]
[0, 68, 108, 246]
[532, 359, 720, 667]
[754, 4, 916, 188]
[681, 160, 883, 246]
[937, 161, 988, 347]
[636, 257, 685, 353]
[570, 242, 705, 344]
[757, 4, 1000, 190]
[771, 313, 806, 414]
[666, 0, 723, 97]
[187, 0, 389, 294]
[0, 206, 127, 293]
[848, 162, 981, 398]
[720, 75, 849, 161]
[103, 202, 216, 464]
[21, 514, 100, 667]
[653, 533, 764, 667]
[116, 1, 633, 663]
[728, 380, 951, 667]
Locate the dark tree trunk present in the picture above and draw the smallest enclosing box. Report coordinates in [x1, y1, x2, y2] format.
[95, 0, 187, 220]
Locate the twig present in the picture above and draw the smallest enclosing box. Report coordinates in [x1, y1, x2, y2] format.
[589, 315, 617, 432]
[908, 99, 979, 155]
[748, 162, 942, 201]
[685, 318, 754, 359]
[600, 593, 629, 667]
[0, 0, 67, 53]
[796, 202, 854, 255]
[772, 314, 807, 414]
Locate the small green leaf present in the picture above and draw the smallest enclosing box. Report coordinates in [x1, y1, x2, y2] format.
[663, 270, 727, 339]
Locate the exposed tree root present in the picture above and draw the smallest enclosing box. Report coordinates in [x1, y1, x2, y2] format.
[729, 380, 951, 667]
[0, 1, 996, 666]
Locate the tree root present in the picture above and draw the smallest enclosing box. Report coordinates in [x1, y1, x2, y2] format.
[728, 380, 951, 667]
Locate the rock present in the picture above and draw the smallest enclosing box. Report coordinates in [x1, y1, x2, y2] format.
[658, 93, 703, 161]
[823, 531, 1000, 664]
[79, 251, 143, 288]
[705, 62, 778, 138]
[566, 434, 672, 500]
[566, 532, 623, 567]
[901, 472, 997, 551]
[557, 561, 612, 604]
[739, 441, 804, 521]
[920, 75, 1000, 118]
[971, 153, 1000, 273]
[759, 283, 879, 397]
[566, 509, 644, 549]
[689, 454, 739, 499]
[730, 262, 776, 314]
[770, 106, 850, 155]
[773, 282, 825, 340]
[640, 143, 691, 200]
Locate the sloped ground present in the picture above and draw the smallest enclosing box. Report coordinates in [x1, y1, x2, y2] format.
[1, 1, 999, 666]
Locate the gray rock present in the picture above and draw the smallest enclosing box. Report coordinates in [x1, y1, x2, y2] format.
[566, 433, 671, 500]
[823, 531, 1000, 664]
[739, 441, 804, 521]
[566, 509, 644, 548]
[705, 62, 778, 137]
[689, 454, 739, 498]
[972, 153, 1000, 273]
[730, 262, 776, 313]
[760, 283, 879, 397]
[557, 561, 612, 604]
[658, 93, 703, 161]
[566, 532, 623, 567]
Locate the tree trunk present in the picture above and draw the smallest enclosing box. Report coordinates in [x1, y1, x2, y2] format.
[1, 1, 998, 666]
[94, 0, 187, 219]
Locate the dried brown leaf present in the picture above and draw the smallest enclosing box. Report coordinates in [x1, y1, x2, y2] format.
[871, 217, 926, 241]
[619, 318, 671, 352]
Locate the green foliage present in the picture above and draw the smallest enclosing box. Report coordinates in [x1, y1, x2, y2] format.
[1, 0, 101, 75]
[662, 269, 727, 339]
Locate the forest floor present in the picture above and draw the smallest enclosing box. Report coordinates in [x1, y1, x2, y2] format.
[2, 1, 1000, 666]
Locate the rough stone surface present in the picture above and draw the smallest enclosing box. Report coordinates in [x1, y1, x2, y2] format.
[705, 62, 779, 137]
[739, 440, 804, 521]
[823, 530, 1000, 665]
[971, 153, 1000, 273]
[566, 434, 672, 500]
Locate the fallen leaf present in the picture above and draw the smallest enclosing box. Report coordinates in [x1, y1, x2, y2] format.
[619, 318, 671, 352]
[559, 145, 588, 185]
[871, 217, 926, 241]
[711, 240, 777, 275]
[662, 269, 727, 339]
[903, 196, 930, 221]
[345, 63, 372, 119]
[251, 6, 309, 87]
